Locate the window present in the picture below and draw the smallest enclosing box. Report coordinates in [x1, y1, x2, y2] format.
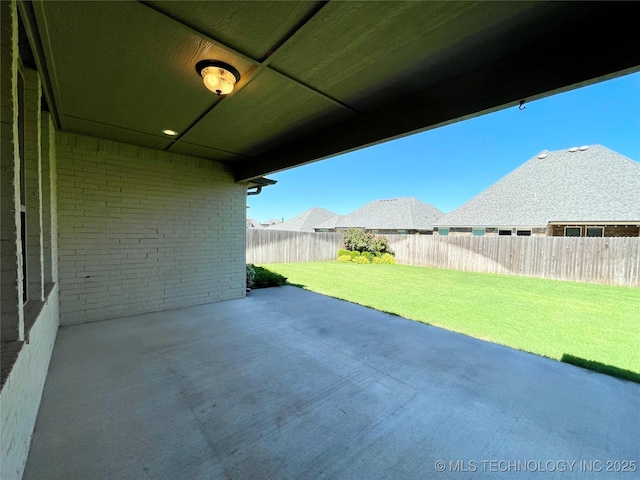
[565, 226, 581, 237]
[18, 68, 27, 304]
[586, 226, 604, 237]
[438, 228, 449, 236]
[472, 228, 485, 236]
[498, 230, 512, 236]
[516, 230, 531, 236]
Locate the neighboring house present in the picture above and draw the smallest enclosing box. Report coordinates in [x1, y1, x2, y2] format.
[267, 208, 338, 232]
[246, 217, 263, 229]
[315, 197, 443, 234]
[261, 218, 283, 228]
[434, 145, 640, 237]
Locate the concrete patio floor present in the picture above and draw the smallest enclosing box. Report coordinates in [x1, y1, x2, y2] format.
[24, 286, 639, 479]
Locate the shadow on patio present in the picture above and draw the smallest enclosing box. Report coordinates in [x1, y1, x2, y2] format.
[24, 287, 639, 479]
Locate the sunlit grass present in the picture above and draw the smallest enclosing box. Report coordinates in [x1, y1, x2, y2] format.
[262, 262, 640, 381]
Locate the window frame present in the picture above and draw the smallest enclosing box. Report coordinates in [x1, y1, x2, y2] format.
[564, 226, 581, 237]
[586, 226, 604, 237]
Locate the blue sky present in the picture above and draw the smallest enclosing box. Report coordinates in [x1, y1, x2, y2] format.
[248, 72, 640, 223]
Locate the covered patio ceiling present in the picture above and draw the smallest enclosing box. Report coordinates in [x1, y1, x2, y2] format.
[21, 1, 640, 182]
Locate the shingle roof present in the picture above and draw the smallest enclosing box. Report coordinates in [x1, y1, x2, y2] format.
[246, 217, 263, 229]
[267, 208, 338, 232]
[434, 145, 640, 227]
[261, 218, 283, 227]
[315, 197, 443, 231]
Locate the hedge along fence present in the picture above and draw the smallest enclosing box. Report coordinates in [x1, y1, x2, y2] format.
[385, 234, 639, 288]
[246, 229, 344, 264]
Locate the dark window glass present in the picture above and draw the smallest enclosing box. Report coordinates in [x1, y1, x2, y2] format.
[21, 210, 27, 303]
[18, 71, 25, 205]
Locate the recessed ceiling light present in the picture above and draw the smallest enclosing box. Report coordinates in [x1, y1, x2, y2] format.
[196, 60, 240, 96]
[162, 129, 178, 136]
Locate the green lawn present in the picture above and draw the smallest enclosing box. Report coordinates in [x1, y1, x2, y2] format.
[261, 262, 640, 381]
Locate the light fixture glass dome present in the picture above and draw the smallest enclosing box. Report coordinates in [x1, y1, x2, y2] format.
[196, 61, 240, 96]
[201, 66, 236, 95]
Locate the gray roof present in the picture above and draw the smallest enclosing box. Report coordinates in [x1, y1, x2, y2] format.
[246, 217, 263, 229]
[316, 197, 443, 231]
[267, 208, 338, 232]
[261, 218, 283, 227]
[435, 145, 640, 228]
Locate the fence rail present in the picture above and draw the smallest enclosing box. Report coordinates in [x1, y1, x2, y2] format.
[247, 229, 639, 287]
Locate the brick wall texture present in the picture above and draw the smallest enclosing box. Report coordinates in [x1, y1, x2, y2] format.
[0, 285, 59, 480]
[1, 0, 23, 341]
[56, 132, 247, 325]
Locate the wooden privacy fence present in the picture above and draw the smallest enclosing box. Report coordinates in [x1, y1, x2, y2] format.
[246, 229, 639, 287]
[385, 234, 639, 288]
[246, 229, 344, 264]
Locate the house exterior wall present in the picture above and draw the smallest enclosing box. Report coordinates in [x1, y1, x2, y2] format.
[56, 132, 247, 325]
[317, 228, 434, 235]
[549, 224, 640, 237]
[0, 285, 59, 480]
[1, 0, 23, 342]
[435, 227, 547, 237]
[1, 2, 60, 478]
[438, 224, 640, 237]
[371, 229, 434, 235]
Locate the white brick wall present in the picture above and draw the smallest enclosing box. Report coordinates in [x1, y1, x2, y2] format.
[0, 0, 23, 342]
[0, 285, 59, 480]
[1, 2, 60, 479]
[56, 132, 247, 325]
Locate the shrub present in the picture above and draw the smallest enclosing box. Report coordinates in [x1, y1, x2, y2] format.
[373, 256, 383, 264]
[342, 227, 394, 256]
[349, 250, 361, 258]
[246, 264, 256, 288]
[361, 251, 374, 262]
[252, 265, 287, 288]
[380, 253, 396, 264]
[369, 236, 394, 256]
[352, 255, 370, 264]
[337, 249, 350, 258]
[337, 255, 352, 263]
[343, 227, 375, 252]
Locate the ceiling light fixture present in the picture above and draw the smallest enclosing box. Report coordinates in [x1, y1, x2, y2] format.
[196, 60, 240, 96]
[162, 129, 178, 136]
